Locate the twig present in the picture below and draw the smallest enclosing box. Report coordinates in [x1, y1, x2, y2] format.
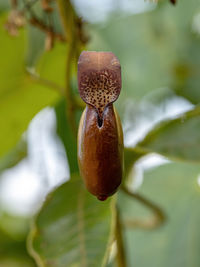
[22, 0, 65, 42]
[121, 185, 166, 230]
[56, 0, 76, 44]
[115, 206, 127, 267]
[56, 0, 79, 134]
[65, 44, 77, 133]
[22, 0, 39, 13]
[29, 17, 66, 42]
[10, 0, 18, 9]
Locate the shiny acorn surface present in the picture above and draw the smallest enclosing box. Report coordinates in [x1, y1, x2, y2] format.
[78, 104, 123, 201]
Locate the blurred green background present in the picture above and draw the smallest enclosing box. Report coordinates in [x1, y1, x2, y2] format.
[0, 0, 200, 266]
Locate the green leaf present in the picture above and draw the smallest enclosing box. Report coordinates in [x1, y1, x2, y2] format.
[0, 77, 59, 158]
[0, 14, 25, 98]
[28, 177, 113, 267]
[25, 25, 45, 67]
[88, 0, 200, 106]
[118, 162, 200, 267]
[137, 106, 200, 162]
[0, 14, 63, 157]
[0, 233, 36, 266]
[0, 1, 10, 14]
[124, 147, 146, 178]
[0, 212, 36, 266]
[0, 138, 27, 172]
[0, 258, 35, 267]
[36, 43, 67, 89]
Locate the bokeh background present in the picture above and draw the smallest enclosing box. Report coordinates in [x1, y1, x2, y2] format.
[0, 0, 200, 266]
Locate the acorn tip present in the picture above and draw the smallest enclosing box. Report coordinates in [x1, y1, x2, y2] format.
[97, 195, 108, 201]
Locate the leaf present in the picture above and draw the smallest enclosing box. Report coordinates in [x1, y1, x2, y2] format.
[0, 138, 27, 172]
[26, 25, 45, 67]
[88, 0, 200, 106]
[0, 14, 25, 98]
[28, 177, 113, 267]
[0, 14, 63, 157]
[0, 77, 59, 158]
[118, 162, 200, 267]
[0, 213, 36, 266]
[25, 0, 65, 68]
[36, 42, 67, 89]
[0, 1, 10, 13]
[0, 235, 36, 266]
[124, 147, 146, 178]
[136, 106, 200, 162]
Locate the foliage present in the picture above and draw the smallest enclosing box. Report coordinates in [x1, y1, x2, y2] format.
[28, 177, 113, 267]
[0, 0, 200, 266]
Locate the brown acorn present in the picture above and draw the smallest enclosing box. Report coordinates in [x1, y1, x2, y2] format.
[77, 51, 123, 201]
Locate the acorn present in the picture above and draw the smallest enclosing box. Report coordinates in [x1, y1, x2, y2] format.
[77, 51, 123, 201]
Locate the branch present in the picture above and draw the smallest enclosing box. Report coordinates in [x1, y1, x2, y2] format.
[29, 17, 66, 42]
[121, 186, 166, 230]
[10, 0, 18, 9]
[56, 0, 79, 134]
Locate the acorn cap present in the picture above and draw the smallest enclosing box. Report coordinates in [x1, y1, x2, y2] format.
[78, 51, 121, 117]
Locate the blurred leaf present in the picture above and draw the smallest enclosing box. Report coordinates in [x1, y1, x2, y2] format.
[28, 177, 113, 267]
[0, 213, 36, 266]
[26, 25, 45, 67]
[25, 1, 66, 68]
[0, 14, 62, 157]
[0, 0, 10, 13]
[55, 99, 79, 174]
[124, 147, 146, 178]
[0, 258, 35, 267]
[137, 106, 200, 162]
[36, 42, 67, 89]
[0, 77, 59, 158]
[0, 212, 30, 241]
[26, 0, 64, 38]
[119, 162, 200, 267]
[88, 0, 200, 106]
[0, 14, 25, 97]
[0, 233, 36, 266]
[0, 138, 27, 173]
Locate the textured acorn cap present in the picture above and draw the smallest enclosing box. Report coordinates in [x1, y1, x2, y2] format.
[78, 51, 121, 118]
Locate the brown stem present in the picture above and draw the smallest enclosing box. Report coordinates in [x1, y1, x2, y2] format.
[11, 0, 18, 9]
[56, 0, 79, 134]
[29, 17, 66, 42]
[65, 44, 77, 133]
[121, 186, 166, 230]
[115, 207, 127, 267]
[56, 0, 76, 44]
